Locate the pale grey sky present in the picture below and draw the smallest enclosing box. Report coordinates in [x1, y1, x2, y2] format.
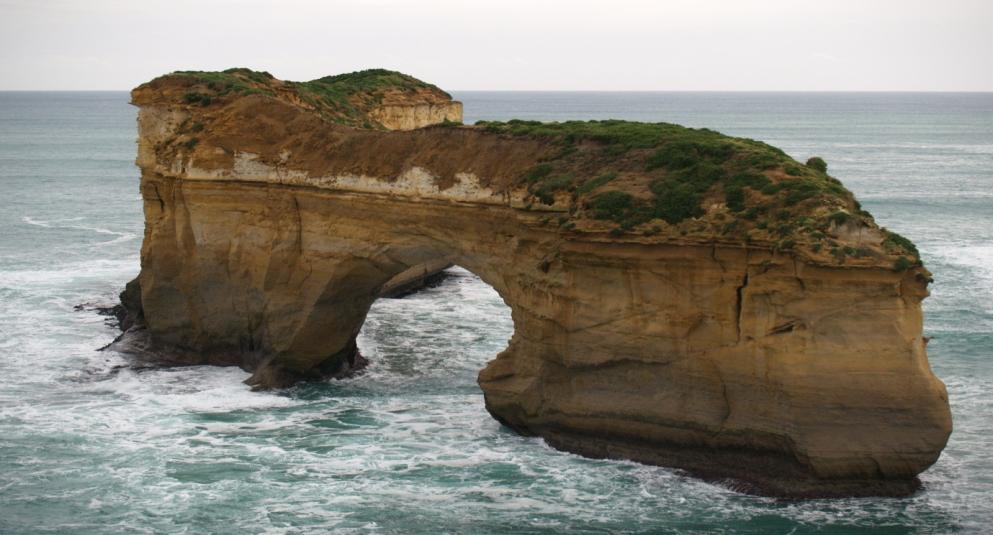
[1, 0, 991, 91]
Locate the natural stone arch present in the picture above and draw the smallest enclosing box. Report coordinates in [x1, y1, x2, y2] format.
[114, 69, 952, 498]
[240, 206, 528, 390]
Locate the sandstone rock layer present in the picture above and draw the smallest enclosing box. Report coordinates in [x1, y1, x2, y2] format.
[116, 70, 952, 498]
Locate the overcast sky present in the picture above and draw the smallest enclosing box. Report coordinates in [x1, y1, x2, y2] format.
[2, 0, 991, 91]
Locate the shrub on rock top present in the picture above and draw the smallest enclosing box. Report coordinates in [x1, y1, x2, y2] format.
[806, 156, 828, 173]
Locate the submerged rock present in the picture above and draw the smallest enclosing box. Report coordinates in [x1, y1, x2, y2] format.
[112, 68, 951, 498]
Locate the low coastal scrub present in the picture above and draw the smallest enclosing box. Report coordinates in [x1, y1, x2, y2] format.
[576, 172, 618, 194]
[806, 156, 828, 173]
[525, 170, 622, 206]
[182, 92, 213, 106]
[530, 174, 574, 205]
[167, 68, 448, 128]
[893, 256, 913, 272]
[173, 68, 276, 98]
[486, 120, 861, 236]
[482, 118, 917, 266]
[827, 210, 853, 226]
[307, 68, 451, 98]
[589, 191, 655, 229]
[883, 229, 920, 258]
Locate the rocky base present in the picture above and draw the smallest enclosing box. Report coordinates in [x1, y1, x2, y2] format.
[535, 428, 923, 499]
[105, 325, 369, 390]
[244, 339, 369, 390]
[101, 271, 415, 389]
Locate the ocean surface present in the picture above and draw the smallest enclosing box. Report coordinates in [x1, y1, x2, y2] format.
[1, 90, 991, 534]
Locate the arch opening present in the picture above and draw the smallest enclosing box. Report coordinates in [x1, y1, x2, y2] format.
[356, 264, 514, 402]
[242, 233, 526, 407]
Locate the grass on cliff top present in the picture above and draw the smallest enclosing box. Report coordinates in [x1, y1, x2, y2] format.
[172, 68, 277, 96]
[291, 69, 452, 123]
[487, 119, 918, 260]
[483, 119, 845, 221]
[308, 69, 451, 99]
[168, 68, 447, 128]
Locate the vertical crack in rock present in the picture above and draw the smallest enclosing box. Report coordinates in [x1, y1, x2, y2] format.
[792, 258, 806, 291]
[735, 272, 749, 342]
[150, 183, 165, 212]
[712, 361, 732, 430]
[292, 195, 303, 254]
[710, 244, 727, 273]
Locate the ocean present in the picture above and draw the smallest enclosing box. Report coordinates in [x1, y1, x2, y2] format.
[0, 90, 991, 533]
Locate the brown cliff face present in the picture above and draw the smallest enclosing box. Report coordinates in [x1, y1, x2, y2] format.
[115, 69, 952, 498]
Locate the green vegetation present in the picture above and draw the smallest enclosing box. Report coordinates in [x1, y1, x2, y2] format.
[743, 206, 765, 220]
[645, 139, 734, 170]
[524, 163, 554, 183]
[307, 68, 450, 98]
[651, 180, 705, 224]
[893, 256, 912, 272]
[482, 119, 860, 237]
[576, 172, 618, 194]
[476, 119, 921, 265]
[827, 211, 853, 226]
[724, 171, 771, 212]
[883, 229, 920, 258]
[172, 68, 276, 98]
[182, 92, 213, 106]
[589, 191, 633, 219]
[167, 68, 448, 128]
[589, 191, 655, 229]
[806, 156, 828, 173]
[784, 180, 828, 205]
[530, 174, 574, 205]
[784, 163, 804, 176]
[724, 186, 746, 212]
[478, 119, 694, 150]
[288, 70, 443, 125]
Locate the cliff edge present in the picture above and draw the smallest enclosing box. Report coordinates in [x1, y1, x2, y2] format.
[114, 68, 952, 498]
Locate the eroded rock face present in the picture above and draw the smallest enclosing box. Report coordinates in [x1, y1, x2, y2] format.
[368, 102, 463, 130]
[115, 69, 952, 498]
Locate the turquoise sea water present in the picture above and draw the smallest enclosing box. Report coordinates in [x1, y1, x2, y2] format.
[1, 91, 991, 533]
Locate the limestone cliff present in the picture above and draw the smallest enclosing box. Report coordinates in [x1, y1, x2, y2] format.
[114, 68, 952, 498]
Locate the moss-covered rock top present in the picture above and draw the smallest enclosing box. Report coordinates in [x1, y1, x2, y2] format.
[142, 68, 453, 129]
[476, 120, 921, 270]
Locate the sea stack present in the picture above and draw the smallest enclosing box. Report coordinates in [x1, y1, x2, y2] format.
[114, 68, 952, 498]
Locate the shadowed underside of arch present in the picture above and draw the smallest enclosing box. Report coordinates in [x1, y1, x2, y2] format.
[112, 69, 952, 498]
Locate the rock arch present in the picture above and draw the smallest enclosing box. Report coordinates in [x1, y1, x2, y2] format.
[115, 69, 952, 498]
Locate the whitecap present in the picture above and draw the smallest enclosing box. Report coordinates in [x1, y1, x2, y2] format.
[21, 214, 137, 246]
[22, 215, 85, 227]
